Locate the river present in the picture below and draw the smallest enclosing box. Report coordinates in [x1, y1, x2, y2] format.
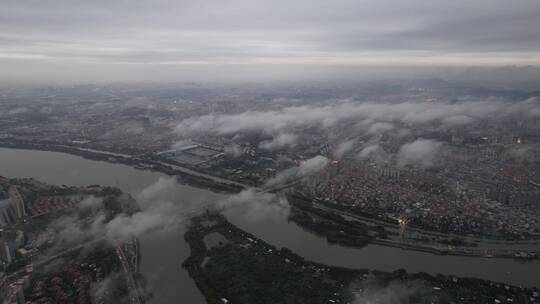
[0, 147, 538, 303]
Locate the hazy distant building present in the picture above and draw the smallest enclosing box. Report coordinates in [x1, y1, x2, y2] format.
[377, 166, 401, 179]
[0, 200, 15, 228]
[8, 187, 26, 220]
[14, 231, 24, 250]
[0, 238, 15, 265]
[451, 134, 464, 145]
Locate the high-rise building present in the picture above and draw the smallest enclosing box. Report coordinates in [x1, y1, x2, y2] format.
[8, 187, 25, 220]
[0, 200, 16, 228]
[0, 239, 15, 265]
[14, 231, 24, 249]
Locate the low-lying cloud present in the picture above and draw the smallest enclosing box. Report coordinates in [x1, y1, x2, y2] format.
[36, 177, 193, 257]
[266, 155, 330, 187]
[259, 133, 298, 150]
[334, 139, 356, 159]
[219, 188, 290, 220]
[352, 278, 433, 304]
[175, 98, 540, 137]
[397, 138, 443, 167]
[357, 144, 383, 160]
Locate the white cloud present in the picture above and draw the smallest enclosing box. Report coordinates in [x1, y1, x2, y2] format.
[397, 138, 443, 167]
[358, 144, 381, 160]
[266, 155, 329, 187]
[441, 115, 474, 126]
[366, 122, 394, 135]
[175, 99, 540, 137]
[334, 139, 356, 158]
[219, 188, 290, 220]
[259, 133, 298, 150]
[37, 177, 191, 255]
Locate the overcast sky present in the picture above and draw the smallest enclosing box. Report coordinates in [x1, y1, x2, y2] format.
[2, 0, 540, 83]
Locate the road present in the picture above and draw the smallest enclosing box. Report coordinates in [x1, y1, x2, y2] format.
[116, 241, 145, 304]
[310, 200, 540, 256]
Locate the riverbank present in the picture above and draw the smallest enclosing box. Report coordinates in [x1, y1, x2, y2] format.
[2, 147, 540, 292]
[0, 138, 245, 194]
[3, 139, 539, 260]
[183, 211, 539, 304]
[288, 193, 540, 260]
[0, 175, 147, 303]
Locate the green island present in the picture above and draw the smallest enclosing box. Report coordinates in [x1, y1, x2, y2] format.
[183, 211, 539, 304]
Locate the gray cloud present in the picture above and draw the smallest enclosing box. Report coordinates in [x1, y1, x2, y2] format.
[36, 177, 193, 256]
[7, 107, 28, 115]
[441, 115, 475, 126]
[505, 145, 535, 163]
[352, 277, 432, 304]
[365, 122, 395, 135]
[298, 155, 330, 175]
[219, 155, 331, 220]
[334, 139, 356, 159]
[266, 155, 329, 187]
[175, 98, 540, 136]
[37, 174, 303, 259]
[1, 1, 540, 83]
[358, 144, 382, 160]
[259, 133, 298, 150]
[219, 189, 290, 220]
[78, 196, 103, 211]
[397, 138, 443, 168]
[224, 143, 243, 158]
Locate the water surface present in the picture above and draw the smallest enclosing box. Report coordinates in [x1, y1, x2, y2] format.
[0, 147, 537, 304]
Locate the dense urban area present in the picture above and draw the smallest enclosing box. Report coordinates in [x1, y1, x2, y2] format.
[1, 82, 540, 240]
[1, 80, 540, 303]
[3, 0, 540, 302]
[0, 176, 146, 303]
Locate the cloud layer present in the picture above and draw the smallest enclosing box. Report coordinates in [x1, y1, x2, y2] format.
[175, 98, 540, 136]
[397, 138, 443, 167]
[36, 177, 196, 257]
[265, 155, 330, 187]
[2, 1, 540, 83]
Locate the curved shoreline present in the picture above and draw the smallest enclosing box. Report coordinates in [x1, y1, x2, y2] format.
[1, 140, 538, 261]
[0, 139, 246, 193]
[2, 146, 540, 290]
[184, 212, 539, 303]
[288, 193, 540, 260]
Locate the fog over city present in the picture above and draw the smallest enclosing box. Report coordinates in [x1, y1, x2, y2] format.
[1, 1, 540, 304]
